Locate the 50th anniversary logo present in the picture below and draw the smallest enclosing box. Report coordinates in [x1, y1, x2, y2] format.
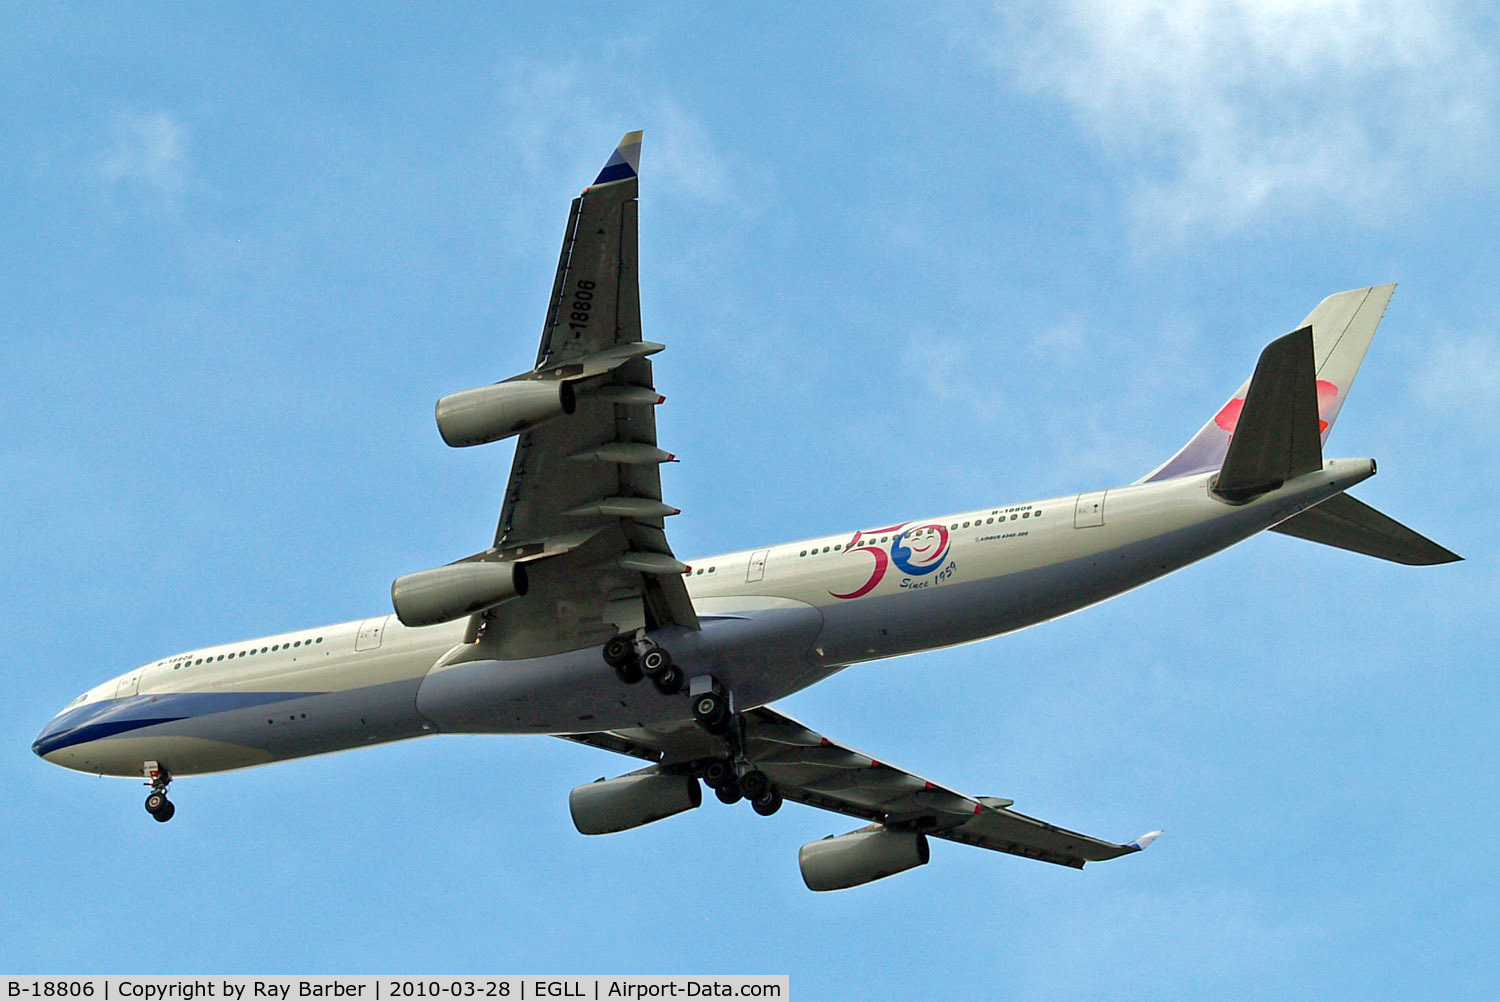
[829, 523, 956, 599]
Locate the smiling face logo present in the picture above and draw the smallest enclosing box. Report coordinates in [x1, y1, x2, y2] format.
[830, 522, 952, 600]
[891, 524, 950, 575]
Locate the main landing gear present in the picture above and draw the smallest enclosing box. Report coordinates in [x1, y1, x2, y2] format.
[602, 633, 682, 694]
[599, 636, 785, 817]
[697, 708, 783, 816]
[703, 759, 783, 816]
[142, 761, 175, 823]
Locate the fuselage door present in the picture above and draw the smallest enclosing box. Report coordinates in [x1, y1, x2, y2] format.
[1074, 491, 1107, 528]
[114, 669, 142, 700]
[355, 616, 388, 652]
[746, 548, 770, 583]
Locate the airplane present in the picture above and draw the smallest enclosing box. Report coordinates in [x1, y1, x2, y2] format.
[33, 131, 1460, 891]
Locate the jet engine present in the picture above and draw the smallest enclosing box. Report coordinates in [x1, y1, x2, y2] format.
[390, 561, 527, 628]
[569, 772, 702, 835]
[798, 827, 930, 891]
[435, 379, 576, 448]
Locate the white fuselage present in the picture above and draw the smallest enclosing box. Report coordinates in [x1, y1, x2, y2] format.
[33, 460, 1375, 779]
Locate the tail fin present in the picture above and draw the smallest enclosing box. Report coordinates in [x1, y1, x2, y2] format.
[1213, 326, 1323, 500]
[1139, 285, 1395, 484]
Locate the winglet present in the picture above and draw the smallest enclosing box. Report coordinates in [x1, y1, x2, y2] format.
[1128, 830, 1163, 852]
[593, 130, 643, 185]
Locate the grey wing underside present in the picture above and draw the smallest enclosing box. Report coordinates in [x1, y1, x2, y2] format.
[563, 706, 1154, 869]
[471, 138, 697, 660]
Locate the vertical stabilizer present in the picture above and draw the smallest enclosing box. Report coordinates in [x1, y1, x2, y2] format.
[1213, 326, 1323, 500]
[1139, 285, 1395, 484]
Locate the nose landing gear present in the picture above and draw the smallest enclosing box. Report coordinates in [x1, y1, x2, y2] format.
[142, 761, 175, 823]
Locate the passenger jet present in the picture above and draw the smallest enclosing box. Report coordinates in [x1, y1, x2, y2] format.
[33, 133, 1459, 891]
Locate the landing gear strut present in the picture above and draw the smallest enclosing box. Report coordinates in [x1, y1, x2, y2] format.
[142, 761, 175, 823]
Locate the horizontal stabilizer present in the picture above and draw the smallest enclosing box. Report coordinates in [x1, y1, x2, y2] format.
[1271, 492, 1461, 565]
[1214, 327, 1323, 500]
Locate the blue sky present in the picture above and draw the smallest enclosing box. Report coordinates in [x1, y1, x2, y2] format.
[4, 2, 1497, 997]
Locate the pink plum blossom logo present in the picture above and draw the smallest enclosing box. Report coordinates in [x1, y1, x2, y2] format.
[1215, 380, 1340, 436]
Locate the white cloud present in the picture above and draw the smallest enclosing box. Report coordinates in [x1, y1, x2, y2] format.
[99, 109, 191, 209]
[899, 329, 1009, 423]
[983, 0, 1498, 238]
[496, 56, 729, 205]
[1413, 332, 1500, 417]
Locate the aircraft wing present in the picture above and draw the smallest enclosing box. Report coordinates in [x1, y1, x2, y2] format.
[469, 132, 698, 659]
[564, 705, 1158, 869]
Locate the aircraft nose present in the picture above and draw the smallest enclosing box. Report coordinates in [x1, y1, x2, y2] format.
[33, 712, 68, 760]
[32, 705, 76, 759]
[32, 700, 95, 764]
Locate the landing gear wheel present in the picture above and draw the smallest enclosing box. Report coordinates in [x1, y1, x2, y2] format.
[702, 759, 732, 790]
[639, 646, 672, 677]
[651, 664, 684, 695]
[751, 787, 783, 816]
[693, 692, 727, 727]
[740, 769, 770, 800]
[614, 661, 643, 684]
[714, 781, 743, 805]
[145, 791, 175, 822]
[602, 636, 634, 668]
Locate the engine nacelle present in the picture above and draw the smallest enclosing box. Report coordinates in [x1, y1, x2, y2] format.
[569, 772, 702, 835]
[435, 379, 576, 448]
[390, 561, 527, 628]
[798, 827, 930, 892]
